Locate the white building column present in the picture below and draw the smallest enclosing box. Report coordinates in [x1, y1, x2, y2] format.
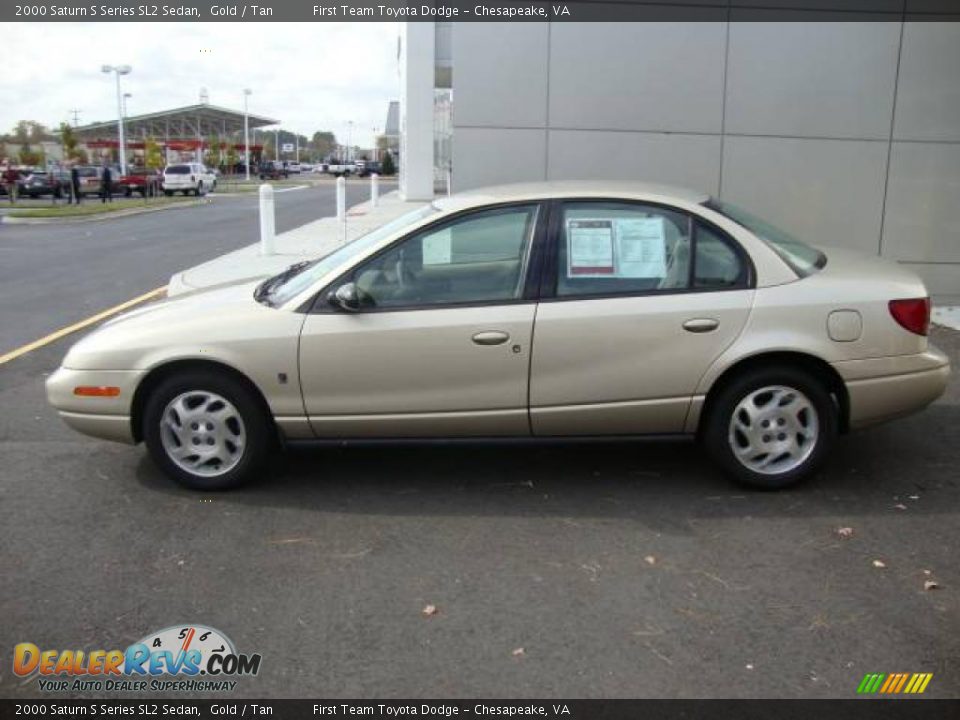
[399, 22, 435, 201]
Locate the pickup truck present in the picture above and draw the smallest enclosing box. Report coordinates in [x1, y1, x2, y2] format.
[119, 168, 162, 197]
[324, 161, 357, 177]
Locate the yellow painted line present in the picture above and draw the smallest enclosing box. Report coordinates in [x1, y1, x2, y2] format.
[917, 673, 933, 694]
[0, 286, 167, 366]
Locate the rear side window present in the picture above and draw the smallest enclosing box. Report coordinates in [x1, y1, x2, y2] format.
[556, 202, 693, 297]
[554, 202, 749, 298]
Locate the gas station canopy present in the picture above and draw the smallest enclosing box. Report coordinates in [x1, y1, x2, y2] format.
[73, 103, 279, 145]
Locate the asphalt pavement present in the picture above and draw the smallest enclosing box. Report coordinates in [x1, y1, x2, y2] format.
[0, 188, 957, 700]
[0, 179, 377, 352]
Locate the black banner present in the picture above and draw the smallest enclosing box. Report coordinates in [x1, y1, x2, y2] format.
[1, 700, 959, 719]
[4, 0, 960, 23]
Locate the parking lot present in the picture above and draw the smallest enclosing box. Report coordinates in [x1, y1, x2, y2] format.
[0, 185, 957, 699]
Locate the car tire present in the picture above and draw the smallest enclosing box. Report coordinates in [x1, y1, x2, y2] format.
[143, 371, 273, 491]
[702, 366, 838, 490]
[164, 190, 173, 197]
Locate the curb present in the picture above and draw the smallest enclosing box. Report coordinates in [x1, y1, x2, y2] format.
[0, 198, 211, 225]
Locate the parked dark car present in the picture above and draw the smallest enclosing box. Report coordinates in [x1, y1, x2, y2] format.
[18, 170, 72, 198]
[119, 168, 162, 197]
[258, 161, 289, 180]
[357, 161, 382, 177]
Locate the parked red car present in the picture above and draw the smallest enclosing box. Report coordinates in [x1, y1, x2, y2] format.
[119, 168, 162, 197]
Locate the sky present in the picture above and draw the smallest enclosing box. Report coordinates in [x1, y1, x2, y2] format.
[0, 22, 401, 148]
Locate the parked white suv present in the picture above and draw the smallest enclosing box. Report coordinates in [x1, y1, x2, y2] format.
[162, 163, 217, 196]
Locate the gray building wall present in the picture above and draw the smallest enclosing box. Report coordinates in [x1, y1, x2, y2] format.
[450, 20, 960, 295]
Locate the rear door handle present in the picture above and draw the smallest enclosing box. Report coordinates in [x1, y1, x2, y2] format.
[682, 318, 719, 333]
[472, 331, 510, 346]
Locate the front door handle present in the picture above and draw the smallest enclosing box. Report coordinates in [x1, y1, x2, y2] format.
[682, 318, 719, 333]
[472, 331, 510, 346]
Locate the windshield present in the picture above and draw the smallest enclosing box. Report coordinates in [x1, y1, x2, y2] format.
[705, 198, 826, 276]
[265, 204, 441, 307]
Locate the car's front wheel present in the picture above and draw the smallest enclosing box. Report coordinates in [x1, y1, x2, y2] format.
[703, 366, 837, 489]
[143, 371, 272, 490]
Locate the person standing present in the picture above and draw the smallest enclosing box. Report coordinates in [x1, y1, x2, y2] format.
[100, 164, 112, 203]
[69, 163, 82, 204]
[2, 161, 19, 204]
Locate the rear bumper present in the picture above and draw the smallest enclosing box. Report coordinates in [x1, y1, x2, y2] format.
[833, 347, 950, 429]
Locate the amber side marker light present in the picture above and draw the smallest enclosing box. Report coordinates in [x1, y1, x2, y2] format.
[74, 386, 121, 397]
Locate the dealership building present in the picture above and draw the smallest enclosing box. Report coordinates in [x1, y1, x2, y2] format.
[397, 16, 960, 297]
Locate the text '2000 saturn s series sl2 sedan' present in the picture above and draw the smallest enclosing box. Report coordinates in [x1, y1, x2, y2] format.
[46, 182, 950, 490]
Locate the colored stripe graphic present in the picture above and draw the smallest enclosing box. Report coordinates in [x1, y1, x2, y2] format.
[857, 672, 932, 694]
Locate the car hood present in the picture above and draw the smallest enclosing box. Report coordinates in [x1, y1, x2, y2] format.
[61, 278, 291, 371]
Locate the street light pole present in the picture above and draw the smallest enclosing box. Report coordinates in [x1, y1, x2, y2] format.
[102, 64, 132, 175]
[347, 120, 354, 162]
[243, 88, 252, 181]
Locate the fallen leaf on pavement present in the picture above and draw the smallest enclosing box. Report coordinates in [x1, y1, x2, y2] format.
[422, 604, 438, 616]
[512, 647, 525, 657]
[872, 560, 887, 568]
[924, 580, 940, 591]
[836, 527, 854, 538]
[644, 555, 657, 565]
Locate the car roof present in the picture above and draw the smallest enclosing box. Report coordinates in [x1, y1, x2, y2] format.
[433, 180, 710, 213]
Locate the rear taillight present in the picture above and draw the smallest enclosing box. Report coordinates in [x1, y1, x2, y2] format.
[889, 297, 930, 336]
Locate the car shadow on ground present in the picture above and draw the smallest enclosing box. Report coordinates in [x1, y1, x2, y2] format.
[134, 402, 960, 534]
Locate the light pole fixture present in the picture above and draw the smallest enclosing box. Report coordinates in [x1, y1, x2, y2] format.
[243, 88, 252, 181]
[102, 64, 132, 175]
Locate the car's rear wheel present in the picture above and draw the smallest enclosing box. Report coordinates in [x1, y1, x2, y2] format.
[143, 371, 272, 490]
[164, 190, 173, 197]
[703, 366, 837, 489]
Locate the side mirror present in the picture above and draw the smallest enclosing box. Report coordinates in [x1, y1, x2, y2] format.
[329, 282, 360, 312]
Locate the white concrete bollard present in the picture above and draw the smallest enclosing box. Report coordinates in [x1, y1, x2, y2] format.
[336, 175, 346, 244]
[370, 173, 379, 207]
[259, 183, 275, 256]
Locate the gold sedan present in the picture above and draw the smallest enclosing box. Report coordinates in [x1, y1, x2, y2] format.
[47, 182, 950, 490]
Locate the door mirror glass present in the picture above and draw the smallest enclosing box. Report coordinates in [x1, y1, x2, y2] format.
[329, 282, 361, 311]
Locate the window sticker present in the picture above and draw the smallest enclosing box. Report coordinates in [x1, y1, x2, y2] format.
[422, 227, 452, 265]
[567, 219, 615, 276]
[615, 217, 667, 278]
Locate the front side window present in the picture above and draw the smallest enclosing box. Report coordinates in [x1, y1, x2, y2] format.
[351, 204, 539, 309]
[556, 202, 693, 297]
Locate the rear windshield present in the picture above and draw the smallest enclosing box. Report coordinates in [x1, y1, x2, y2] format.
[76, 167, 98, 177]
[165, 165, 191, 174]
[704, 199, 826, 277]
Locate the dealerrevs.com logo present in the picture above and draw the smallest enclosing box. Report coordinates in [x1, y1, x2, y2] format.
[13, 624, 262, 693]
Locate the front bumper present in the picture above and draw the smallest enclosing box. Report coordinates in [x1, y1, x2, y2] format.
[45, 367, 145, 444]
[833, 347, 951, 429]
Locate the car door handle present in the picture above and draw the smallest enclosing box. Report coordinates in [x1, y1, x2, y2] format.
[472, 331, 510, 346]
[682, 318, 720, 333]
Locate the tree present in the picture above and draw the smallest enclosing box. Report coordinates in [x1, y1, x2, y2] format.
[381, 150, 396, 176]
[310, 131, 336, 160]
[60, 122, 85, 163]
[144, 137, 164, 170]
[204, 133, 221, 168]
[19, 146, 44, 166]
[225, 144, 238, 172]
